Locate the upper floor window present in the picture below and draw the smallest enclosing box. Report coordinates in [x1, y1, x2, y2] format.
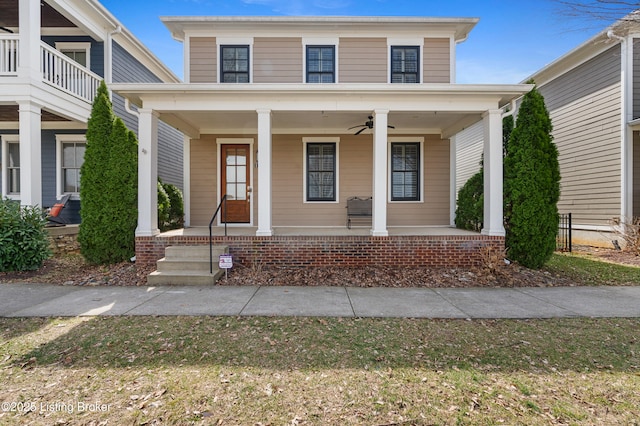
[55, 42, 91, 68]
[390, 142, 420, 201]
[391, 46, 419, 83]
[221, 45, 250, 83]
[306, 46, 335, 83]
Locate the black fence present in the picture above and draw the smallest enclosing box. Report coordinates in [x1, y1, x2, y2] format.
[557, 213, 572, 252]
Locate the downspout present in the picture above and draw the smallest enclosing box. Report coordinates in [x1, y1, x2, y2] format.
[607, 30, 633, 224]
[105, 25, 122, 99]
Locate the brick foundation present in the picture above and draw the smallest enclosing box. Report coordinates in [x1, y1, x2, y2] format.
[135, 234, 504, 268]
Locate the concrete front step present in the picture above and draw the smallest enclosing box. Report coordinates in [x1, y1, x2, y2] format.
[147, 270, 225, 286]
[147, 245, 231, 286]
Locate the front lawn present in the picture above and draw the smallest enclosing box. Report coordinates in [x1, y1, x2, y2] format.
[1, 316, 639, 425]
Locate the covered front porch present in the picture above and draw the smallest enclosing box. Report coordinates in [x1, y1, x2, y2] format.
[113, 82, 531, 267]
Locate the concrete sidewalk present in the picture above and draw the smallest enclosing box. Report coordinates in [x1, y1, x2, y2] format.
[1, 283, 640, 319]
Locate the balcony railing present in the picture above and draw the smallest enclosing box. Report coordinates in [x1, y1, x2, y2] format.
[41, 42, 100, 103]
[0, 35, 19, 76]
[1, 35, 100, 103]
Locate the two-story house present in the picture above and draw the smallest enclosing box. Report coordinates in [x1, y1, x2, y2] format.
[0, 0, 183, 224]
[111, 16, 532, 277]
[455, 15, 640, 248]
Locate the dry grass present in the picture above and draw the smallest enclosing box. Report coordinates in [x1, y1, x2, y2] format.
[1, 316, 639, 425]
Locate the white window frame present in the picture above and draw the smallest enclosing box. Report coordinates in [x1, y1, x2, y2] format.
[387, 38, 423, 84]
[1, 134, 20, 200]
[303, 37, 339, 83]
[303, 137, 340, 203]
[56, 135, 86, 200]
[55, 42, 91, 69]
[217, 38, 253, 83]
[388, 137, 424, 203]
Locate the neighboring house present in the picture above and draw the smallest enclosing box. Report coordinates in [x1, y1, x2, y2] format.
[455, 16, 640, 247]
[0, 0, 183, 223]
[111, 16, 531, 268]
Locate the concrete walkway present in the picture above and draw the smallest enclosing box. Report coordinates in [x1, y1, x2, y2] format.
[1, 283, 640, 318]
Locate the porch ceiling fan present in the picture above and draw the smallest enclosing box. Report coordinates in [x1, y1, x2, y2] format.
[348, 115, 395, 135]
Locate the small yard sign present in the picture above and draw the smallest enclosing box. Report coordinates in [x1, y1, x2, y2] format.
[219, 254, 233, 269]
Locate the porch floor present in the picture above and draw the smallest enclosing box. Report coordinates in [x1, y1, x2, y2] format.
[158, 226, 479, 238]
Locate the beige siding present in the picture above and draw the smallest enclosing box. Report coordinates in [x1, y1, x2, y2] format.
[454, 121, 483, 193]
[191, 133, 449, 227]
[388, 136, 450, 226]
[190, 134, 258, 226]
[190, 135, 218, 225]
[272, 134, 373, 226]
[539, 45, 622, 226]
[423, 38, 450, 83]
[339, 38, 387, 83]
[254, 37, 303, 83]
[189, 37, 216, 83]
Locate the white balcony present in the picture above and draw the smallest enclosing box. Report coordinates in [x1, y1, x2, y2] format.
[0, 34, 101, 104]
[0, 35, 19, 76]
[40, 42, 101, 103]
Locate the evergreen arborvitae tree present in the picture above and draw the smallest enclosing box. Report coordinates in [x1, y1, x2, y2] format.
[504, 83, 560, 269]
[79, 81, 139, 264]
[79, 81, 114, 264]
[103, 118, 138, 262]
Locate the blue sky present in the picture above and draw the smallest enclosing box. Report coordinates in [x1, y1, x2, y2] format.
[100, 0, 620, 84]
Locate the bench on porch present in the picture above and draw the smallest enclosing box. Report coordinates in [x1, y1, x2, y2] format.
[346, 196, 372, 229]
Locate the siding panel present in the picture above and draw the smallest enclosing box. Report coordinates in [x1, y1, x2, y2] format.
[254, 38, 302, 83]
[190, 37, 217, 83]
[339, 38, 387, 83]
[454, 121, 483, 193]
[423, 38, 450, 83]
[388, 136, 450, 226]
[539, 46, 622, 226]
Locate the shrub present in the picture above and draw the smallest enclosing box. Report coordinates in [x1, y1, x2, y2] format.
[158, 179, 184, 232]
[0, 198, 51, 271]
[504, 83, 560, 269]
[455, 168, 483, 232]
[163, 181, 184, 230]
[157, 181, 170, 232]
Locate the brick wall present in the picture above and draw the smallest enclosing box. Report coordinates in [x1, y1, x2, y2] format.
[135, 235, 504, 268]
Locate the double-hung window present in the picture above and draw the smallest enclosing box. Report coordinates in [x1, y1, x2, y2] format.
[391, 143, 420, 201]
[5, 140, 20, 195]
[221, 45, 250, 83]
[391, 46, 419, 83]
[306, 143, 336, 202]
[59, 138, 85, 195]
[306, 46, 335, 83]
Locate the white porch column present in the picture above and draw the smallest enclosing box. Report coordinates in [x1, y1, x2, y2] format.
[18, 0, 41, 81]
[371, 109, 389, 236]
[256, 109, 273, 236]
[481, 109, 505, 236]
[18, 101, 42, 206]
[136, 108, 159, 237]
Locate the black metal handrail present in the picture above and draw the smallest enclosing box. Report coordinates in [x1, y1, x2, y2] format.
[209, 194, 228, 274]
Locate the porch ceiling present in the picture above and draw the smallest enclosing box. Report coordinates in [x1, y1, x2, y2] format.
[114, 83, 532, 138]
[160, 110, 475, 137]
[0, 0, 75, 28]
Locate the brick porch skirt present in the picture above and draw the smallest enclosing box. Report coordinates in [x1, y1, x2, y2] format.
[135, 235, 504, 268]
